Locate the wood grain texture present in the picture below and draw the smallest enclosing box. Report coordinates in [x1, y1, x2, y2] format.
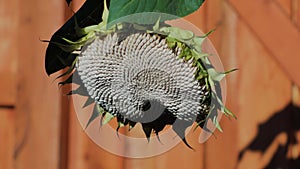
[204, 1, 239, 169]
[14, 0, 64, 169]
[0, 109, 14, 169]
[297, 0, 300, 24]
[122, 128, 205, 169]
[227, 0, 300, 86]
[291, 0, 300, 24]
[276, 0, 292, 16]
[67, 99, 125, 169]
[0, 0, 18, 106]
[235, 16, 291, 169]
[204, 1, 293, 169]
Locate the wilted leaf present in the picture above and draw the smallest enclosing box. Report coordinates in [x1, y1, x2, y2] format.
[45, 0, 109, 76]
[207, 68, 226, 82]
[102, 113, 115, 125]
[212, 116, 223, 132]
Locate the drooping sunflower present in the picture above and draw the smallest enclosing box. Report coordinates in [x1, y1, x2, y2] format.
[46, 0, 236, 148]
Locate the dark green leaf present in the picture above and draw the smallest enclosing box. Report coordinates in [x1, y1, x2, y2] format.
[108, 0, 205, 25]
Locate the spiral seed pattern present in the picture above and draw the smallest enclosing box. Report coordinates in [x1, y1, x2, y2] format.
[76, 33, 209, 123]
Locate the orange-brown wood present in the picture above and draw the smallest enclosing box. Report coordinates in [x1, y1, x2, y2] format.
[204, 1, 293, 169]
[292, 0, 300, 24]
[0, 0, 18, 106]
[67, 100, 125, 169]
[0, 109, 14, 169]
[235, 18, 291, 169]
[153, 130, 205, 169]
[184, 3, 207, 31]
[204, 1, 239, 169]
[227, 0, 300, 86]
[14, 0, 64, 169]
[122, 127, 205, 169]
[297, 0, 300, 24]
[276, 0, 292, 16]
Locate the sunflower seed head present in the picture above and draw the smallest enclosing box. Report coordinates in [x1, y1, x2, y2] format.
[76, 33, 210, 123]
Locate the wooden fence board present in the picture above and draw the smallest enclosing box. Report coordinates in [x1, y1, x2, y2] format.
[14, 0, 64, 169]
[276, 0, 292, 16]
[204, 1, 239, 169]
[67, 100, 125, 169]
[235, 18, 291, 169]
[0, 0, 18, 106]
[204, 1, 293, 169]
[227, 0, 300, 86]
[296, 0, 300, 24]
[122, 129, 205, 169]
[0, 109, 14, 169]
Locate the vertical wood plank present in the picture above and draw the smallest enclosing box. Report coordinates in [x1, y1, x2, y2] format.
[204, 1, 239, 168]
[276, 0, 292, 16]
[153, 130, 205, 169]
[14, 0, 65, 169]
[292, 0, 300, 24]
[58, 1, 79, 168]
[227, 0, 300, 86]
[205, 0, 293, 168]
[67, 103, 85, 169]
[297, 0, 300, 24]
[0, 109, 14, 169]
[0, 0, 18, 105]
[184, 4, 207, 31]
[123, 129, 205, 169]
[67, 100, 125, 169]
[235, 18, 291, 169]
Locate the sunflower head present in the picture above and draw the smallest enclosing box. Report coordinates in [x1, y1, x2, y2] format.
[51, 8, 236, 148]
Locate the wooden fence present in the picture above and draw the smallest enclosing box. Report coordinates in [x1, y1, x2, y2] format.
[0, 0, 300, 169]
